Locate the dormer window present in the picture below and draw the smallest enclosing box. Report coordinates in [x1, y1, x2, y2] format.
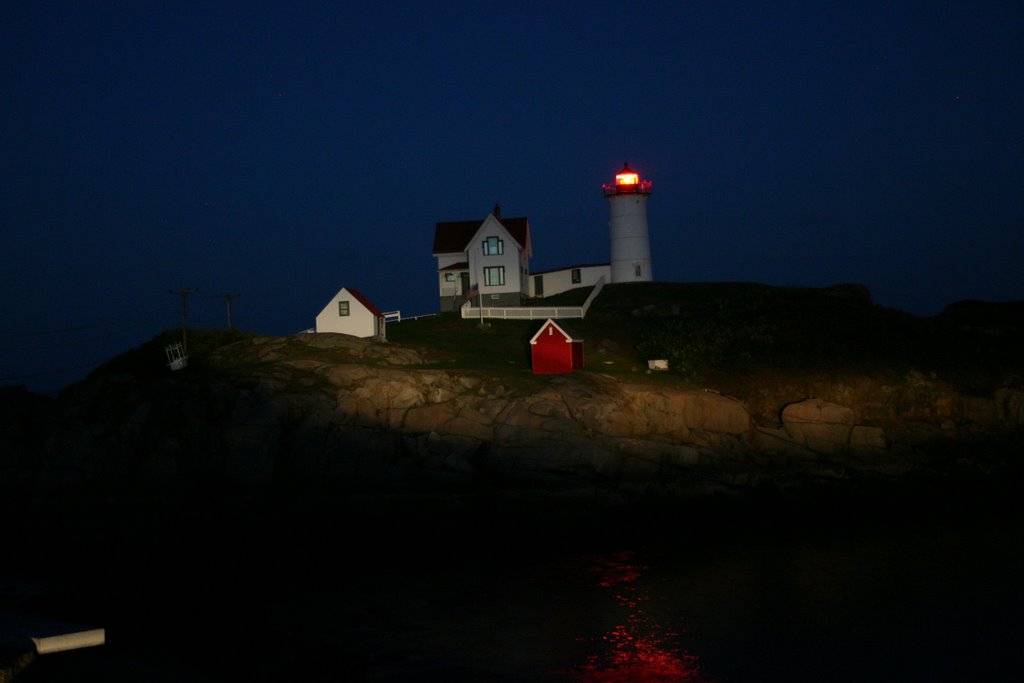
[482, 236, 504, 255]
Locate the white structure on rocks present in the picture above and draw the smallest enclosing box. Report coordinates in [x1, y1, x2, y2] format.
[603, 162, 653, 283]
[432, 164, 655, 310]
[315, 287, 385, 338]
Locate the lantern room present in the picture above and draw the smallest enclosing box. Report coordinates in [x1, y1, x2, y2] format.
[602, 162, 652, 196]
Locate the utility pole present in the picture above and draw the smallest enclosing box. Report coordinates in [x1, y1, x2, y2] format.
[169, 288, 198, 353]
[215, 292, 240, 329]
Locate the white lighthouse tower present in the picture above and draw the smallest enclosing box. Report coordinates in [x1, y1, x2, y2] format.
[603, 162, 653, 283]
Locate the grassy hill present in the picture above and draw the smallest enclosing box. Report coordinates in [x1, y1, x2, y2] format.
[90, 282, 1022, 415]
[388, 282, 1022, 395]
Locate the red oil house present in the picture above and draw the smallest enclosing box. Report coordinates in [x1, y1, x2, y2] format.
[529, 319, 584, 374]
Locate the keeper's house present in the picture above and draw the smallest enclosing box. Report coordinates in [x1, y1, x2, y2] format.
[433, 204, 532, 312]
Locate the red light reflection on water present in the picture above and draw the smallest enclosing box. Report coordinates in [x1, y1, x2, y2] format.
[557, 551, 715, 682]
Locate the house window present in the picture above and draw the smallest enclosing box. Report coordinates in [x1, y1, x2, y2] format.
[338, 301, 350, 316]
[571, 268, 581, 284]
[482, 236, 504, 255]
[483, 266, 505, 286]
[634, 263, 642, 277]
[444, 273, 456, 282]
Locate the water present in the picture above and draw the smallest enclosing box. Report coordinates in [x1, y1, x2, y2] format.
[4, 488, 1023, 681]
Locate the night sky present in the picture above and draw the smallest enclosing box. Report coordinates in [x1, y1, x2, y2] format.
[3, 2, 1022, 394]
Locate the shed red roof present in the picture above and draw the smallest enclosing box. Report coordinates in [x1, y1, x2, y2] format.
[433, 215, 530, 254]
[345, 288, 384, 318]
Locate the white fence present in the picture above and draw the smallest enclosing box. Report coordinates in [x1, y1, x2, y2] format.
[394, 312, 437, 322]
[461, 277, 605, 320]
[462, 305, 586, 320]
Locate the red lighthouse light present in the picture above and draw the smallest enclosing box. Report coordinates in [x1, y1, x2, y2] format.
[615, 167, 639, 187]
[602, 162, 652, 196]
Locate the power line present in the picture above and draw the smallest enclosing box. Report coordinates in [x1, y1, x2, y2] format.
[169, 288, 198, 353]
[0, 358, 106, 383]
[214, 292, 241, 329]
[0, 322, 99, 336]
[0, 313, 164, 336]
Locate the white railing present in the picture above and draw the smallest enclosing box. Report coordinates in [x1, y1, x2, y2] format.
[383, 310, 402, 322]
[462, 304, 585, 320]
[394, 312, 437, 322]
[461, 277, 605, 320]
[580, 276, 606, 315]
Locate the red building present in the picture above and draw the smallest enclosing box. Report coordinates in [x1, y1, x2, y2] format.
[529, 319, 584, 374]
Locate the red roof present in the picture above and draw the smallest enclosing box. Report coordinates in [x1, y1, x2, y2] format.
[344, 288, 384, 318]
[433, 215, 530, 254]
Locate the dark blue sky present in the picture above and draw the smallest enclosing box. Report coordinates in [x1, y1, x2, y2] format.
[3, 1, 1022, 394]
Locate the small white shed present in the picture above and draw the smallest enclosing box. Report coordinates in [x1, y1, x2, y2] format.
[315, 287, 385, 338]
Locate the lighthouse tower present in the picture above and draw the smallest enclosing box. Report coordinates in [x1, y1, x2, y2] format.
[603, 162, 653, 283]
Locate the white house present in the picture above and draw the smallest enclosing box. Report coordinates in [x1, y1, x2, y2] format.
[315, 287, 385, 338]
[528, 263, 610, 298]
[433, 204, 532, 311]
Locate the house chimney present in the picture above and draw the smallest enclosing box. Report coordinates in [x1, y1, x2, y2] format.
[493, 202, 501, 218]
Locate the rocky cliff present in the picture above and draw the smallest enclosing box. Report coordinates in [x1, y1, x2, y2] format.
[3, 332, 1022, 503]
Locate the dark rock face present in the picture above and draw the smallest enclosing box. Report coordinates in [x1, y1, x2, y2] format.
[2, 334, 1022, 501]
[0, 386, 56, 489]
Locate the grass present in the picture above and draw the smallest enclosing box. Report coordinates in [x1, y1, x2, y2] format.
[386, 314, 570, 395]
[88, 283, 1022, 400]
[389, 313, 536, 369]
[386, 290, 663, 382]
[389, 282, 1023, 395]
